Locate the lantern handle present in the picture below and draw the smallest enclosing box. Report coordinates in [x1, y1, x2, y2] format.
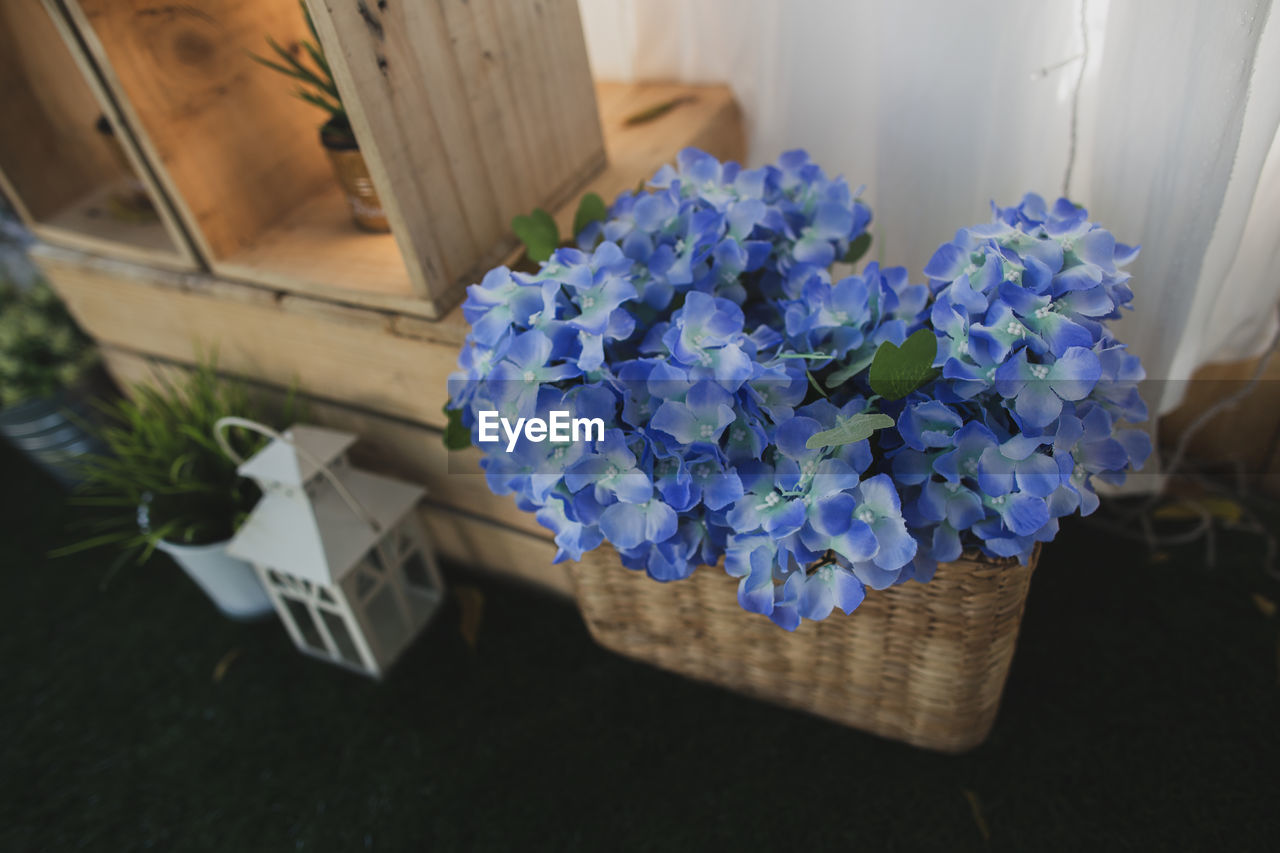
[213, 416, 382, 534]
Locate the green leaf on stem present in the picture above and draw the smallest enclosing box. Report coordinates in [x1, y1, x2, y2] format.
[868, 329, 941, 400]
[824, 351, 877, 389]
[511, 208, 559, 262]
[805, 412, 895, 450]
[842, 232, 872, 265]
[572, 192, 608, 239]
[443, 404, 470, 451]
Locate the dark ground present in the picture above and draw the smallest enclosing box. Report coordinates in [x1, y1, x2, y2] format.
[3, 439, 1278, 852]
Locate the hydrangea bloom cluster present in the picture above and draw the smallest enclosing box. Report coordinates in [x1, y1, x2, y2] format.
[886, 194, 1151, 572]
[450, 150, 1149, 630]
[452, 149, 935, 630]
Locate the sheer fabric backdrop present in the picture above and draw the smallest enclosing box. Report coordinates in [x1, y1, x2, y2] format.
[578, 0, 1279, 419]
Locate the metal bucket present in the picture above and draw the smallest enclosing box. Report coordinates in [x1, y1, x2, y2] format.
[0, 374, 109, 489]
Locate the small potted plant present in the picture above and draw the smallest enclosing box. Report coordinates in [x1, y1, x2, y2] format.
[59, 360, 304, 621]
[446, 148, 1150, 750]
[0, 264, 106, 487]
[251, 2, 389, 232]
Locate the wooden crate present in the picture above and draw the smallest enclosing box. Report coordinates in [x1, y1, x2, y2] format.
[0, 1, 197, 270]
[57, 0, 605, 318]
[34, 82, 744, 432]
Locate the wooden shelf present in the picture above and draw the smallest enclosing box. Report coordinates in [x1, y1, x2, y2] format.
[29, 177, 189, 271]
[60, 0, 604, 317]
[216, 82, 743, 319]
[215, 181, 424, 315]
[0, 2, 196, 270]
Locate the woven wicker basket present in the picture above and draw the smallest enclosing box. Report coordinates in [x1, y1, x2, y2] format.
[569, 546, 1039, 753]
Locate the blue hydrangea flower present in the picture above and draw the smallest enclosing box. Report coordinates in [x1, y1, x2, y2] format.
[451, 154, 1148, 630]
[898, 192, 1149, 566]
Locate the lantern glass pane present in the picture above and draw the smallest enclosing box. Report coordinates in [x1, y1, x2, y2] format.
[394, 519, 418, 559]
[355, 568, 378, 602]
[265, 568, 286, 588]
[364, 585, 405, 657]
[283, 596, 325, 652]
[367, 547, 384, 573]
[317, 587, 336, 605]
[402, 551, 434, 593]
[320, 609, 362, 668]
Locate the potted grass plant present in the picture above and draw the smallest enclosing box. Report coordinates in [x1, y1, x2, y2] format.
[0, 268, 106, 488]
[446, 148, 1150, 751]
[251, 1, 389, 232]
[59, 359, 304, 621]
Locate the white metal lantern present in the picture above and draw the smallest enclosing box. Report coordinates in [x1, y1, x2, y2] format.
[216, 418, 445, 678]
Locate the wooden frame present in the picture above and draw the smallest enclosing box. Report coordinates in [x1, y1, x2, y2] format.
[0, 1, 197, 270]
[56, 0, 605, 317]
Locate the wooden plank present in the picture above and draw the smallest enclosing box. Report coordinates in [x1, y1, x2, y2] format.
[0, 1, 194, 269]
[560, 83, 746, 242]
[214, 181, 418, 307]
[419, 507, 572, 598]
[96, 345, 572, 596]
[27, 178, 194, 272]
[35, 246, 458, 428]
[306, 0, 606, 315]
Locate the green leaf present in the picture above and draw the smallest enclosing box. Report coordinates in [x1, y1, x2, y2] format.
[443, 404, 470, 451]
[842, 232, 872, 265]
[455, 585, 485, 652]
[511, 208, 559, 262]
[868, 329, 941, 400]
[824, 350, 876, 389]
[623, 95, 696, 126]
[295, 89, 344, 118]
[805, 412, 896, 450]
[572, 192, 607, 239]
[261, 36, 338, 99]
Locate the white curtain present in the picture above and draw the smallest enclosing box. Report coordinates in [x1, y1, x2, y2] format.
[578, 0, 1280, 416]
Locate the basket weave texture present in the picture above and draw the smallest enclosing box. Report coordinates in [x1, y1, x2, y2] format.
[569, 546, 1039, 753]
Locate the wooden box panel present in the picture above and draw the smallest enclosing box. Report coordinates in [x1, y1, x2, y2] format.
[0, 1, 196, 270]
[308, 0, 606, 317]
[33, 247, 458, 428]
[60, 0, 604, 317]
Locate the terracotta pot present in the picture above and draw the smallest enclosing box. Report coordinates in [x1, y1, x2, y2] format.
[321, 124, 390, 233]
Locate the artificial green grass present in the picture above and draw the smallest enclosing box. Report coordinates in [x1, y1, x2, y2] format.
[2, 439, 1278, 851]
